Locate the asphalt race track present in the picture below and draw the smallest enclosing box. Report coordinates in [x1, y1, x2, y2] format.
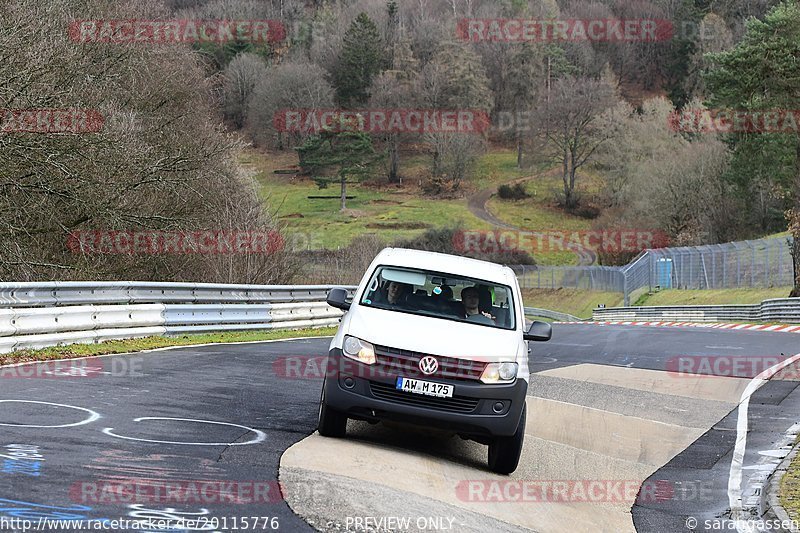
[0, 325, 798, 533]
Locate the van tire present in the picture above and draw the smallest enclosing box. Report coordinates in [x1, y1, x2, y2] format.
[318, 382, 347, 438]
[488, 404, 526, 475]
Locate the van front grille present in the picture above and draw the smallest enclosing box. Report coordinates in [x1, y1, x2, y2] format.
[373, 345, 487, 382]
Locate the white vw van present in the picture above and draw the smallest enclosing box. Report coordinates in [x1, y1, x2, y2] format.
[319, 248, 551, 474]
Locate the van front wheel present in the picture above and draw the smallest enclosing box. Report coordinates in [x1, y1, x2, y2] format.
[488, 404, 526, 475]
[317, 382, 347, 438]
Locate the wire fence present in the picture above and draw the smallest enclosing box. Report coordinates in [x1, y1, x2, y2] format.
[511, 265, 625, 292]
[298, 236, 795, 306]
[512, 236, 795, 305]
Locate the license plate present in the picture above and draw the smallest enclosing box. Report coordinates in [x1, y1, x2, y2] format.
[395, 377, 454, 398]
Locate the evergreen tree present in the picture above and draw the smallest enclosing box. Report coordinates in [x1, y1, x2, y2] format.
[705, 1, 800, 295]
[296, 120, 379, 211]
[333, 13, 387, 107]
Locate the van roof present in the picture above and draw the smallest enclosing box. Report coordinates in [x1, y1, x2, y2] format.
[371, 248, 517, 286]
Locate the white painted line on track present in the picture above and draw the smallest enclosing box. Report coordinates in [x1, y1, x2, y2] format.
[103, 417, 266, 446]
[547, 342, 593, 347]
[0, 399, 100, 428]
[728, 352, 800, 529]
[706, 346, 745, 350]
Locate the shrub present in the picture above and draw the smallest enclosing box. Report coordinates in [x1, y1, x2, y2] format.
[497, 183, 530, 200]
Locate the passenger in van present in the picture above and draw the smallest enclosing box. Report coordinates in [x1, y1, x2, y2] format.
[460, 286, 495, 322]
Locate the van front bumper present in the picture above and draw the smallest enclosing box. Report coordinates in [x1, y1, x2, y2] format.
[322, 349, 528, 438]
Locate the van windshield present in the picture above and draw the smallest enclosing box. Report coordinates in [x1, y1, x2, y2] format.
[359, 266, 516, 330]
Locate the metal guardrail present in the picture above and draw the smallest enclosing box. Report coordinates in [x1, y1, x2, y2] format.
[0, 281, 337, 307]
[0, 282, 356, 354]
[761, 299, 800, 323]
[524, 307, 583, 322]
[593, 298, 800, 324]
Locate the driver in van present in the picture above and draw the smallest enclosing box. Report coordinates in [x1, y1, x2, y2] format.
[386, 281, 409, 305]
[374, 281, 411, 307]
[460, 286, 495, 322]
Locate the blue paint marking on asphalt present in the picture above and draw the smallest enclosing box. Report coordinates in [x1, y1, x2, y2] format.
[2, 458, 41, 476]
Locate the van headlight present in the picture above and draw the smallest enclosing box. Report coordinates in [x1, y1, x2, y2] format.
[342, 336, 376, 365]
[480, 362, 518, 383]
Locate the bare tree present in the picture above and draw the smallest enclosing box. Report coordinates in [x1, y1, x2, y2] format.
[683, 13, 734, 100]
[643, 139, 732, 245]
[247, 60, 335, 149]
[369, 74, 412, 184]
[368, 37, 419, 183]
[421, 132, 485, 193]
[597, 97, 737, 245]
[0, 0, 289, 283]
[308, 4, 348, 71]
[531, 76, 618, 209]
[416, 41, 492, 191]
[222, 53, 268, 129]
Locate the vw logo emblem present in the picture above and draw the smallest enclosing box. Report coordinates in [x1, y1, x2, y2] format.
[418, 356, 439, 375]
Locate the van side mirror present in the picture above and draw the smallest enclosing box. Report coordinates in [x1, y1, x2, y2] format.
[327, 288, 351, 311]
[524, 320, 552, 342]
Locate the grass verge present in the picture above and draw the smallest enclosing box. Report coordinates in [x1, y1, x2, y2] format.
[522, 289, 625, 319]
[521, 286, 795, 320]
[780, 447, 800, 522]
[0, 327, 338, 366]
[636, 287, 794, 306]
